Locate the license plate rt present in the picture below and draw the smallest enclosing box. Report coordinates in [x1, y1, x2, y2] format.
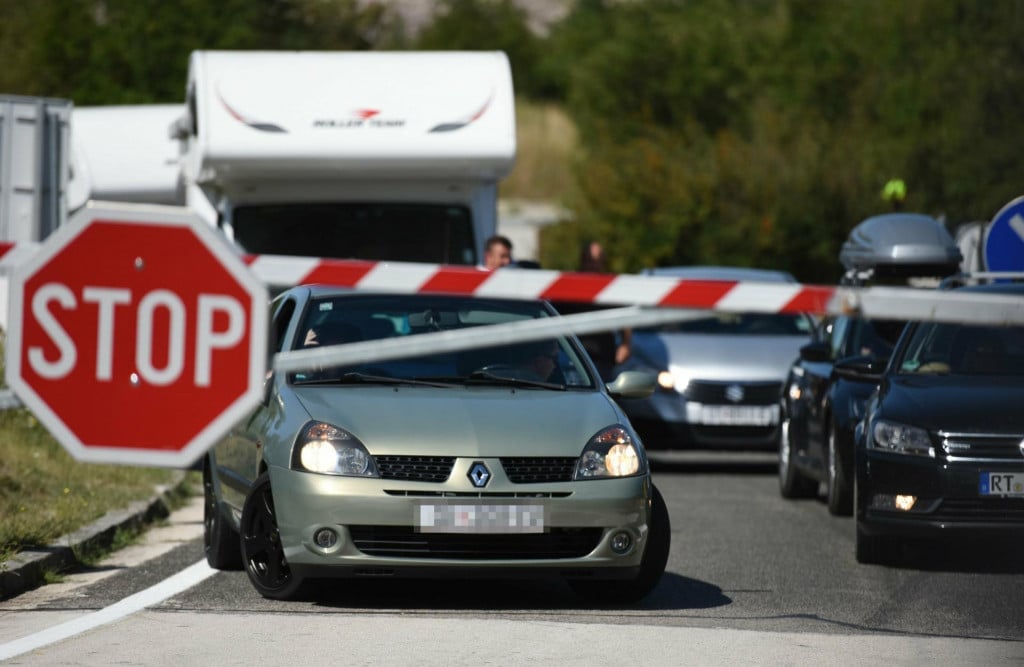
[979, 472, 1024, 497]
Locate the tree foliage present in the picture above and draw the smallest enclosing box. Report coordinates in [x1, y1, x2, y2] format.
[0, 0, 404, 104]
[539, 0, 1024, 281]
[1, 0, 1021, 282]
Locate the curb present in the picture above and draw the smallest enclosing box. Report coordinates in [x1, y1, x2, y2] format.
[0, 471, 193, 600]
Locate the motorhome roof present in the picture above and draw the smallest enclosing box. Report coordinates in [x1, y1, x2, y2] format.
[177, 50, 516, 186]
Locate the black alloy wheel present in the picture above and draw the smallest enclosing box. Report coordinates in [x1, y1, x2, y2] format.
[826, 421, 854, 516]
[241, 472, 304, 600]
[203, 457, 242, 570]
[779, 415, 817, 499]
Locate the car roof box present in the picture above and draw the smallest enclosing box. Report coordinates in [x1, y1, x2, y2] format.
[840, 213, 962, 281]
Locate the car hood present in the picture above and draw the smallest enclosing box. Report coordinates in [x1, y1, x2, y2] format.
[291, 386, 623, 457]
[879, 375, 1024, 433]
[632, 333, 807, 382]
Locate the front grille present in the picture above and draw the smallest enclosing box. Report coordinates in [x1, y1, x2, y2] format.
[348, 526, 603, 559]
[501, 457, 577, 483]
[685, 380, 782, 405]
[933, 498, 1024, 522]
[374, 456, 455, 483]
[940, 432, 1024, 462]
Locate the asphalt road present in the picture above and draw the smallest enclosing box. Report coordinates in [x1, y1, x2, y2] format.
[2, 453, 1022, 663]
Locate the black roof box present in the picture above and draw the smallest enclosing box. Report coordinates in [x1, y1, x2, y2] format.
[840, 213, 962, 282]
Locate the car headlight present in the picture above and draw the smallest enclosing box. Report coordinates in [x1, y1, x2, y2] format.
[292, 421, 380, 476]
[656, 369, 689, 393]
[870, 419, 934, 457]
[575, 425, 647, 479]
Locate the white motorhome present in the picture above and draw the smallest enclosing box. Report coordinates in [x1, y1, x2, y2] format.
[171, 50, 517, 265]
[68, 104, 184, 212]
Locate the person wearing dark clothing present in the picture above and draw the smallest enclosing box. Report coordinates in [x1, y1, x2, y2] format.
[553, 241, 632, 382]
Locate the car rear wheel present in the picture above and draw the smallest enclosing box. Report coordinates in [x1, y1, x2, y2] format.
[241, 472, 304, 600]
[203, 457, 242, 570]
[826, 422, 853, 516]
[568, 484, 671, 604]
[779, 416, 817, 499]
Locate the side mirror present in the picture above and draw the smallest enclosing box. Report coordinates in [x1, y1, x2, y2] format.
[799, 341, 832, 363]
[833, 355, 887, 383]
[606, 370, 657, 399]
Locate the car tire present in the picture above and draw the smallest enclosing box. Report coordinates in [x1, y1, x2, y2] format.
[826, 422, 854, 516]
[240, 472, 304, 600]
[779, 416, 817, 499]
[568, 484, 671, 604]
[203, 457, 242, 570]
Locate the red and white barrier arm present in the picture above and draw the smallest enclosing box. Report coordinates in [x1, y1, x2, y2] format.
[3, 242, 1023, 325]
[246, 254, 1024, 326]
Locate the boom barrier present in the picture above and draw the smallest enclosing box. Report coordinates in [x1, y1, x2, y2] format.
[2, 240, 1023, 374]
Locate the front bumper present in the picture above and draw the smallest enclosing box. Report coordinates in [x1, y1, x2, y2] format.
[857, 449, 1024, 539]
[622, 391, 780, 450]
[267, 460, 651, 580]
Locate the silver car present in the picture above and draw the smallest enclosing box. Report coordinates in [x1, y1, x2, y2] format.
[618, 267, 816, 451]
[204, 286, 668, 602]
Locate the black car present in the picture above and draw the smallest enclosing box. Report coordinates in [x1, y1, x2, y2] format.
[854, 282, 1024, 564]
[779, 315, 906, 515]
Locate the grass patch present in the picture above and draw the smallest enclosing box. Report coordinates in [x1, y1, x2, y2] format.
[501, 99, 577, 202]
[0, 407, 178, 569]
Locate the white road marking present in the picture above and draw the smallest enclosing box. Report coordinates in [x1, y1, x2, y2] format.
[0, 559, 215, 661]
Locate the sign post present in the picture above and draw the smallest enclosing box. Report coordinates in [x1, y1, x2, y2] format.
[5, 203, 267, 467]
[984, 196, 1024, 272]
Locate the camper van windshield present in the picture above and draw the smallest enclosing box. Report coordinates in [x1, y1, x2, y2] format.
[231, 203, 477, 265]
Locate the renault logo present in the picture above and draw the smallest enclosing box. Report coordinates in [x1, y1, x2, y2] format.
[725, 384, 745, 403]
[468, 461, 491, 488]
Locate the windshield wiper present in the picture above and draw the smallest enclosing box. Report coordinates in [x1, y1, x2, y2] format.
[295, 372, 455, 388]
[465, 370, 566, 391]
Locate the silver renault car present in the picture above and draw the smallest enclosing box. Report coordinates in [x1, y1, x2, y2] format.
[204, 285, 668, 602]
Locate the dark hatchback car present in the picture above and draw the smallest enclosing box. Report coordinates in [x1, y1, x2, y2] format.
[854, 282, 1024, 564]
[779, 315, 907, 515]
[779, 211, 961, 515]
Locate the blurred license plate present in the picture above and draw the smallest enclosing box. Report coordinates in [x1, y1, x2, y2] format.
[692, 404, 779, 426]
[416, 504, 544, 533]
[979, 472, 1024, 496]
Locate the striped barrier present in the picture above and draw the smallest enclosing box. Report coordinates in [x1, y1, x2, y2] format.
[3, 241, 1024, 325]
[2, 237, 1024, 403]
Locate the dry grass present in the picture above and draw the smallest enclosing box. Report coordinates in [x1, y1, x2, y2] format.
[501, 100, 577, 203]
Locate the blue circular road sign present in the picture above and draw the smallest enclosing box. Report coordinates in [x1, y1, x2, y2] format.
[985, 196, 1024, 271]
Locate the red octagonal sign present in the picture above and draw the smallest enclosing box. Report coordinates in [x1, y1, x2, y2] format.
[5, 204, 267, 467]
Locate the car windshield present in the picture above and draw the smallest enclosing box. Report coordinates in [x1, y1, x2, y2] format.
[638, 313, 813, 336]
[231, 203, 477, 265]
[289, 295, 597, 389]
[897, 323, 1024, 376]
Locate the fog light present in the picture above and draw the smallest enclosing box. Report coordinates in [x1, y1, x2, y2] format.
[895, 495, 917, 511]
[610, 531, 633, 555]
[314, 528, 338, 548]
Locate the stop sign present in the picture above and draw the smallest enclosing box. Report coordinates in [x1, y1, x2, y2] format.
[5, 204, 267, 467]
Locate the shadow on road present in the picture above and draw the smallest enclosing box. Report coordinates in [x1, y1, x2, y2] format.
[881, 536, 1024, 575]
[298, 572, 731, 612]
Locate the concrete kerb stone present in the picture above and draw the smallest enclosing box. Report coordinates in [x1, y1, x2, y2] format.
[0, 471, 192, 600]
